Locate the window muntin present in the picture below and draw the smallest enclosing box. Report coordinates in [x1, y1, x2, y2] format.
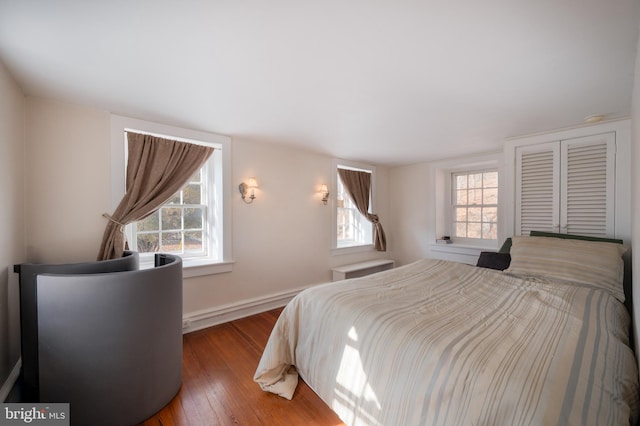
[452, 170, 498, 241]
[336, 167, 373, 248]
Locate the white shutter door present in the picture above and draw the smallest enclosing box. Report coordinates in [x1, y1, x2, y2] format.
[560, 133, 615, 237]
[515, 142, 560, 236]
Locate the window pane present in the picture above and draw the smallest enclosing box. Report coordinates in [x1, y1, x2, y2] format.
[337, 209, 349, 240]
[137, 233, 159, 253]
[455, 207, 467, 221]
[468, 189, 483, 205]
[166, 193, 181, 205]
[338, 208, 354, 241]
[456, 175, 468, 189]
[162, 208, 182, 230]
[468, 173, 483, 188]
[483, 171, 498, 188]
[161, 232, 182, 252]
[483, 188, 498, 204]
[184, 231, 203, 252]
[137, 211, 159, 231]
[455, 222, 467, 237]
[482, 207, 497, 222]
[468, 207, 481, 222]
[482, 222, 497, 239]
[456, 190, 467, 205]
[467, 223, 482, 238]
[184, 207, 203, 229]
[183, 184, 202, 204]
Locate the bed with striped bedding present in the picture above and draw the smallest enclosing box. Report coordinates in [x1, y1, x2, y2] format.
[254, 256, 639, 425]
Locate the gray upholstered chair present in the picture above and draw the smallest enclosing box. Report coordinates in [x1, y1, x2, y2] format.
[15, 252, 183, 426]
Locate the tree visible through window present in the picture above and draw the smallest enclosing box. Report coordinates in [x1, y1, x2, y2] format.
[452, 170, 498, 241]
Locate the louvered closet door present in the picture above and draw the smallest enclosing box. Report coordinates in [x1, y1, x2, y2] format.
[515, 142, 560, 236]
[560, 133, 615, 237]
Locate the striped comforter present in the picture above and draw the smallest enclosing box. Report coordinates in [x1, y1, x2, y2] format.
[254, 259, 639, 425]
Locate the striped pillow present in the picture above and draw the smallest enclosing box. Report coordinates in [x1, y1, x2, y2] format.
[505, 236, 627, 302]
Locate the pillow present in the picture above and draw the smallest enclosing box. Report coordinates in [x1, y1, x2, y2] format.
[505, 236, 627, 302]
[499, 232, 623, 253]
[528, 230, 624, 245]
[476, 252, 511, 271]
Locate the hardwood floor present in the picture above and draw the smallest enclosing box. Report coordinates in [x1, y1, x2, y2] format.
[140, 308, 344, 426]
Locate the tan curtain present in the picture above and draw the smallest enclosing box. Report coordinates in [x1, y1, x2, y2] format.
[97, 132, 214, 260]
[338, 168, 387, 251]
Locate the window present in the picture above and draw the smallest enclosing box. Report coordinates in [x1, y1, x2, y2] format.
[133, 160, 217, 261]
[452, 170, 498, 242]
[430, 152, 502, 255]
[110, 115, 232, 277]
[334, 162, 375, 251]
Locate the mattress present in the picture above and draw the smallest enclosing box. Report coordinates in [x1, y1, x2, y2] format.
[254, 258, 639, 425]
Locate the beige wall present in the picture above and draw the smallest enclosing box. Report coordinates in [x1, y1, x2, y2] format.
[22, 97, 392, 320]
[389, 162, 431, 265]
[25, 98, 111, 263]
[0, 60, 26, 393]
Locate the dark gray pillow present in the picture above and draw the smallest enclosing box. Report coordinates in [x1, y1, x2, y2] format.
[476, 252, 511, 271]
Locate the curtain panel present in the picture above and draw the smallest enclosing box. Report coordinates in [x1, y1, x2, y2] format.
[337, 168, 387, 251]
[97, 132, 214, 260]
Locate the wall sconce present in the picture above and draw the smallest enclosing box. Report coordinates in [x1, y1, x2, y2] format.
[239, 177, 258, 204]
[320, 184, 330, 205]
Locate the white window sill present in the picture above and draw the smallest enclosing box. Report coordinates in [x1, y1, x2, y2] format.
[183, 260, 234, 278]
[429, 243, 496, 256]
[332, 244, 375, 256]
[138, 257, 234, 278]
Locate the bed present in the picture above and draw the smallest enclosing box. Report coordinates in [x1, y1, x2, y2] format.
[254, 235, 640, 425]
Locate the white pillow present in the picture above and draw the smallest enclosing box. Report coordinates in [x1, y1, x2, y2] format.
[505, 236, 627, 302]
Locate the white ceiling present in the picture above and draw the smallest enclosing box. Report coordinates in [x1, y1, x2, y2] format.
[0, 1, 638, 166]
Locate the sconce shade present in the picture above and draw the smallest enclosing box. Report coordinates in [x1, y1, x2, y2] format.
[320, 184, 330, 205]
[239, 177, 258, 204]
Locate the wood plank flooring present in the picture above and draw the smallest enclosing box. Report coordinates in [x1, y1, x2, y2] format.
[140, 308, 344, 426]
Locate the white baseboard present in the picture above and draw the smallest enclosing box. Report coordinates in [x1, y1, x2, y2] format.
[1, 358, 21, 402]
[181, 285, 310, 334]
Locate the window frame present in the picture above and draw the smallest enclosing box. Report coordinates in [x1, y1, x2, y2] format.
[110, 115, 233, 277]
[332, 159, 376, 254]
[450, 169, 499, 244]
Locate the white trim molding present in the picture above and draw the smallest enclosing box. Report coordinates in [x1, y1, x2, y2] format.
[181, 286, 311, 334]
